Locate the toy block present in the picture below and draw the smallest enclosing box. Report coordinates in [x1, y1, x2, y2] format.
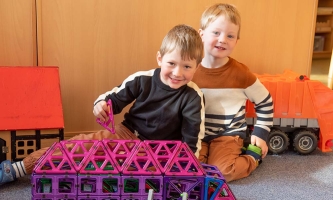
[60, 140, 100, 172]
[164, 143, 205, 176]
[31, 195, 77, 200]
[201, 163, 225, 180]
[55, 195, 77, 200]
[33, 142, 58, 172]
[163, 176, 205, 200]
[121, 175, 163, 196]
[31, 197, 54, 200]
[32, 195, 77, 200]
[31, 174, 77, 197]
[204, 177, 235, 200]
[77, 174, 121, 196]
[78, 196, 121, 200]
[103, 139, 141, 172]
[96, 99, 116, 134]
[79, 141, 119, 175]
[122, 142, 162, 175]
[101, 175, 122, 195]
[144, 140, 182, 173]
[202, 164, 235, 200]
[33, 142, 77, 174]
[121, 196, 162, 200]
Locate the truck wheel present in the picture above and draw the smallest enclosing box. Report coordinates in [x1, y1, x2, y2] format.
[268, 129, 289, 154]
[293, 130, 318, 155]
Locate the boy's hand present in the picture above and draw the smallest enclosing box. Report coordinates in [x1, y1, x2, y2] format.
[93, 100, 110, 122]
[250, 135, 268, 158]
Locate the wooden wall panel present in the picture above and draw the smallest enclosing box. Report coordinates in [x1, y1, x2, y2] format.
[36, 0, 317, 135]
[0, 0, 36, 66]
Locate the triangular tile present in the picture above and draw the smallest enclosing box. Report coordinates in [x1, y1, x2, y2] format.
[103, 139, 140, 172]
[60, 140, 99, 171]
[79, 141, 119, 174]
[33, 142, 76, 174]
[165, 143, 204, 176]
[144, 140, 182, 173]
[122, 141, 161, 175]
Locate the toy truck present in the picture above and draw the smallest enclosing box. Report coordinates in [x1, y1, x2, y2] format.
[246, 70, 333, 155]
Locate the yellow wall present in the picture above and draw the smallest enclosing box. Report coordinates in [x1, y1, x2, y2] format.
[0, 0, 318, 136]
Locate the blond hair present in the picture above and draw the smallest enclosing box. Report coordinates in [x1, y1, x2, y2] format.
[159, 24, 204, 65]
[200, 3, 241, 39]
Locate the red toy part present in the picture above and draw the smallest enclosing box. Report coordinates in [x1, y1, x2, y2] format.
[0, 66, 64, 130]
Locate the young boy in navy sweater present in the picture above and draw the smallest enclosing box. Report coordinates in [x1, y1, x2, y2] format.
[0, 24, 205, 185]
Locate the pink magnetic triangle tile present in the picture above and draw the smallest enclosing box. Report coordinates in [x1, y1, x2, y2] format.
[168, 178, 203, 194]
[102, 139, 140, 172]
[214, 182, 236, 200]
[164, 143, 204, 176]
[79, 141, 119, 174]
[144, 140, 182, 173]
[60, 140, 99, 171]
[122, 141, 162, 175]
[33, 142, 77, 174]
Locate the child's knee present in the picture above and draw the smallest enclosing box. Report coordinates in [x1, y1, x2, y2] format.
[199, 141, 209, 163]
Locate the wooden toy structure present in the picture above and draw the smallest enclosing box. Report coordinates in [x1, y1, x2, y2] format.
[0, 67, 64, 162]
[31, 139, 236, 200]
[246, 70, 333, 155]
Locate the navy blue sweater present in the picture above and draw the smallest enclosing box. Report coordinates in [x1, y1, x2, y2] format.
[94, 68, 205, 157]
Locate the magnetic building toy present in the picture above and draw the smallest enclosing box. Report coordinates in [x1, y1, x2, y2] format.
[31, 95, 235, 199]
[30, 139, 236, 200]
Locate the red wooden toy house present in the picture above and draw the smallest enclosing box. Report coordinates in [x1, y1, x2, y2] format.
[0, 66, 64, 162]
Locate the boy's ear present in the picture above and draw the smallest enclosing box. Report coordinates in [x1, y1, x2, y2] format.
[156, 51, 162, 66]
[195, 64, 200, 71]
[198, 29, 204, 38]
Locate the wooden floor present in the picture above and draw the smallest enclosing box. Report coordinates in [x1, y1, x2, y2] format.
[311, 58, 330, 86]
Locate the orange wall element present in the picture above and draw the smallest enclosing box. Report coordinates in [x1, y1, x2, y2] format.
[0, 67, 64, 130]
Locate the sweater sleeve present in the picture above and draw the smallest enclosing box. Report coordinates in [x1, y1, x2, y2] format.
[245, 78, 274, 141]
[94, 70, 154, 114]
[181, 82, 205, 158]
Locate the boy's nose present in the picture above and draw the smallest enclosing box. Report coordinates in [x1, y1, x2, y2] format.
[218, 35, 227, 43]
[173, 66, 182, 77]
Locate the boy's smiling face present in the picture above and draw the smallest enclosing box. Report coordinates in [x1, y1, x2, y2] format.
[157, 49, 198, 89]
[200, 15, 239, 59]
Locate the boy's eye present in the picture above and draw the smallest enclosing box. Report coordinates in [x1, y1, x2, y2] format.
[213, 31, 220, 35]
[228, 35, 235, 39]
[185, 66, 191, 69]
[168, 62, 175, 66]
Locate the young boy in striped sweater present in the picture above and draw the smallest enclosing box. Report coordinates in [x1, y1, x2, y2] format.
[193, 3, 274, 182]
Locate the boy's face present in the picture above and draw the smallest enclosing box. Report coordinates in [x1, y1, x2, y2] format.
[199, 15, 239, 59]
[157, 49, 198, 89]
